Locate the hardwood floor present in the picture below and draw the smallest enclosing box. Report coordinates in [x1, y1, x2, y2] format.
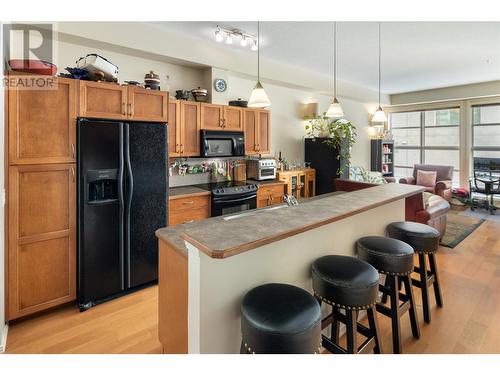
[5, 285, 162, 354]
[5, 219, 500, 354]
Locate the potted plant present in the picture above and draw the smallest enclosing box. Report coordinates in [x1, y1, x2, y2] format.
[304, 112, 357, 173]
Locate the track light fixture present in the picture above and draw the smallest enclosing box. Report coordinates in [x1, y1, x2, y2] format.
[214, 25, 257, 51]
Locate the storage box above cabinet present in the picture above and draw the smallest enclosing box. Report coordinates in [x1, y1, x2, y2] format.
[79, 81, 168, 122]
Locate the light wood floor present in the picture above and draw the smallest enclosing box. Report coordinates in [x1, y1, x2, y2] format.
[5, 219, 500, 354]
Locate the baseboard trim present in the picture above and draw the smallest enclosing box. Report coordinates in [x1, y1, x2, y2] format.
[0, 324, 9, 353]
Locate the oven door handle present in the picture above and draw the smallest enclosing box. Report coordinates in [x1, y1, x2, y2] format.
[213, 194, 257, 204]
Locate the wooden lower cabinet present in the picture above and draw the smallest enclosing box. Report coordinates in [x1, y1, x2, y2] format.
[256, 182, 285, 208]
[277, 168, 316, 199]
[7, 164, 76, 320]
[169, 195, 211, 226]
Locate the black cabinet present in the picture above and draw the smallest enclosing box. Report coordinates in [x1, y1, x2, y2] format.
[305, 138, 347, 195]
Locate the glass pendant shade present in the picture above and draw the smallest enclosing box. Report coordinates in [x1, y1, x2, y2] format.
[248, 81, 271, 108]
[326, 97, 344, 118]
[371, 106, 387, 123]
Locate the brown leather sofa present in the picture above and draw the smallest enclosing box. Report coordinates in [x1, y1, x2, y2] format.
[399, 164, 454, 201]
[335, 179, 450, 237]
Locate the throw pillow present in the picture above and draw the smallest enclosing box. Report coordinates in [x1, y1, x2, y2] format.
[349, 166, 367, 182]
[365, 171, 388, 184]
[416, 170, 437, 187]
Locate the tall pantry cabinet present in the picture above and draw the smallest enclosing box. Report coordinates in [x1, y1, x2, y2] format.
[6, 76, 77, 320]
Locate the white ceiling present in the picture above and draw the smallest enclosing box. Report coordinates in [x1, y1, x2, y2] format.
[150, 21, 500, 94]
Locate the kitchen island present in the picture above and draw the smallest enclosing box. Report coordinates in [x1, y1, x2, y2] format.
[155, 183, 425, 354]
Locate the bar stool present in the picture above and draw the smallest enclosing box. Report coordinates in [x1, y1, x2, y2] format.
[311, 255, 382, 354]
[387, 221, 443, 324]
[356, 236, 421, 353]
[240, 283, 322, 354]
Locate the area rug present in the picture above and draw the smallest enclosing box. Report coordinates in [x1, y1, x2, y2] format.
[441, 211, 485, 248]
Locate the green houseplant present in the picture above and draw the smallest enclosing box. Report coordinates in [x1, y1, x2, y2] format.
[304, 112, 357, 173]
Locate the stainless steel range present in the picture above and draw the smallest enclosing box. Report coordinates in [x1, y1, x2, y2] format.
[199, 181, 259, 217]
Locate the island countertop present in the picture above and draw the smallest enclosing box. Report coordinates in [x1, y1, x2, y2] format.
[156, 183, 425, 259]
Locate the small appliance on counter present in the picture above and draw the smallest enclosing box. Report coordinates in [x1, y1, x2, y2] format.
[200, 130, 245, 158]
[247, 158, 277, 181]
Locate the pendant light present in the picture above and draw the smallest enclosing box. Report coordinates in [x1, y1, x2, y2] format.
[248, 21, 271, 108]
[372, 22, 387, 123]
[326, 22, 344, 118]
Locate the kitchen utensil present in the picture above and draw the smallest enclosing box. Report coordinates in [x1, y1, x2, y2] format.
[175, 90, 190, 100]
[9, 59, 57, 76]
[191, 87, 208, 102]
[76, 54, 118, 81]
[144, 70, 160, 90]
[228, 98, 248, 107]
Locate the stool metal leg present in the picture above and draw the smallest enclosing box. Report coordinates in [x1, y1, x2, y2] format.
[367, 306, 382, 354]
[346, 310, 358, 354]
[389, 275, 402, 354]
[403, 275, 421, 339]
[417, 253, 431, 324]
[428, 253, 443, 308]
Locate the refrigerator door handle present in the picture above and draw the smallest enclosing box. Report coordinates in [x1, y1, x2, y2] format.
[118, 123, 125, 290]
[124, 124, 134, 288]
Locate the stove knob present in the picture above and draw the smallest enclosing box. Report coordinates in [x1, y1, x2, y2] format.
[221, 189, 225, 193]
[215, 189, 220, 194]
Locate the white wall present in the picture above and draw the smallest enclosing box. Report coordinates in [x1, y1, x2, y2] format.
[54, 35, 384, 169]
[55, 40, 206, 93]
[391, 80, 500, 105]
[227, 74, 380, 168]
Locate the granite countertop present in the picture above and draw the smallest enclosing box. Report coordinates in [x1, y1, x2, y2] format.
[169, 186, 211, 199]
[157, 184, 425, 259]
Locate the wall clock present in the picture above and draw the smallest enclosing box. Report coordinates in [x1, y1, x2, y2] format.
[214, 78, 227, 93]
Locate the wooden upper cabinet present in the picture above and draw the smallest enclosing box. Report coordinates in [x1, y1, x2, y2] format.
[244, 109, 258, 155]
[258, 110, 270, 154]
[200, 103, 224, 130]
[223, 106, 243, 130]
[243, 109, 271, 155]
[79, 81, 127, 120]
[128, 86, 168, 122]
[180, 101, 201, 157]
[8, 164, 76, 320]
[168, 99, 181, 157]
[8, 76, 77, 165]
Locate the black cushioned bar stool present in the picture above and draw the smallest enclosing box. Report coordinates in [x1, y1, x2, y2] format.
[311, 255, 382, 354]
[240, 283, 322, 354]
[356, 236, 421, 354]
[387, 221, 443, 324]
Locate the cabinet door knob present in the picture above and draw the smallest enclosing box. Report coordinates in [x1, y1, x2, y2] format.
[128, 103, 133, 116]
[122, 102, 126, 115]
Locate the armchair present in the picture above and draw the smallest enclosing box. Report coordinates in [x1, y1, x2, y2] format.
[399, 164, 453, 201]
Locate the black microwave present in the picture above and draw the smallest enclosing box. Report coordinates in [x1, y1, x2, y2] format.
[200, 130, 245, 158]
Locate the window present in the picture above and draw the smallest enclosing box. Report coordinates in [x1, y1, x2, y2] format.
[472, 104, 500, 157]
[389, 108, 460, 186]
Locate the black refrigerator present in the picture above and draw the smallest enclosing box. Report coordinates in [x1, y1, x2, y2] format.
[77, 118, 167, 311]
[304, 138, 347, 195]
